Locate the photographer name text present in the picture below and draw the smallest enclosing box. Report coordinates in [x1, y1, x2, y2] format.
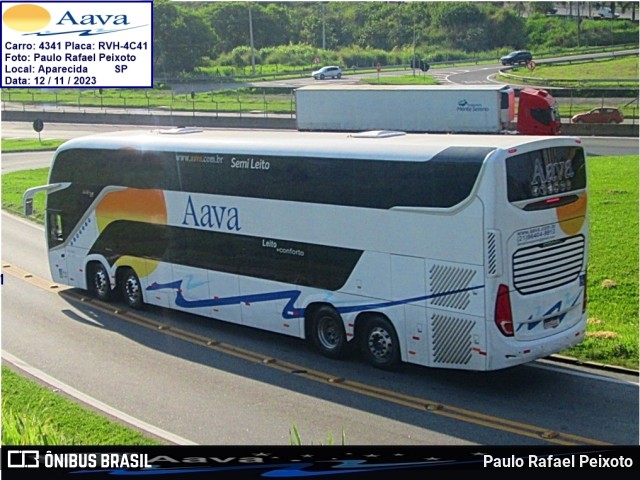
[484, 454, 634, 468]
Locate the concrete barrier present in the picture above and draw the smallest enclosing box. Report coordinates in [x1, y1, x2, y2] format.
[2, 110, 297, 130]
[2, 109, 637, 137]
[561, 122, 639, 137]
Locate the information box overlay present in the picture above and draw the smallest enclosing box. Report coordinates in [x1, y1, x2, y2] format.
[2, 1, 153, 88]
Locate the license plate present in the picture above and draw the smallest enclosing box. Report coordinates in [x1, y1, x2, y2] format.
[544, 316, 560, 329]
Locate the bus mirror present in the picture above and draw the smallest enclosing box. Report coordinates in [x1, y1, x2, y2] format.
[24, 198, 33, 216]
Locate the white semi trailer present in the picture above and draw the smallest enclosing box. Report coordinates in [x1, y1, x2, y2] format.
[295, 84, 560, 135]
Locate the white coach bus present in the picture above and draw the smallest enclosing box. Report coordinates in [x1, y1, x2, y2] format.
[24, 128, 589, 371]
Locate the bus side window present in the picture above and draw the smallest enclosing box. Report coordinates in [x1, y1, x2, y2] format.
[48, 212, 64, 247]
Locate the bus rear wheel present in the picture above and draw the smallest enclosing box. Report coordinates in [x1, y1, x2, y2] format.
[360, 316, 401, 370]
[89, 262, 111, 302]
[308, 305, 349, 359]
[120, 268, 143, 309]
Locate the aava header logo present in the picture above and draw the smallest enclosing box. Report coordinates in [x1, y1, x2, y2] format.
[2, 2, 146, 37]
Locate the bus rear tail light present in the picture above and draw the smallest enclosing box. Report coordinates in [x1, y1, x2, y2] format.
[495, 284, 514, 337]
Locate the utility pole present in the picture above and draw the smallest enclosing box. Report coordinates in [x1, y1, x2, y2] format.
[322, 3, 326, 50]
[412, 23, 416, 76]
[577, 2, 580, 47]
[248, 5, 256, 75]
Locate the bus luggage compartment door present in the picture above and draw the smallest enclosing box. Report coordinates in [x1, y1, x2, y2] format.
[391, 255, 428, 365]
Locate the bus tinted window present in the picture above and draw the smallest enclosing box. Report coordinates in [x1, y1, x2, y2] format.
[176, 146, 493, 209]
[51, 149, 179, 190]
[52, 146, 491, 210]
[506, 147, 586, 202]
[89, 222, 362, 291]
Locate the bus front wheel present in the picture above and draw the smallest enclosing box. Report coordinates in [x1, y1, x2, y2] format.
[120, 268, 143, 309]
[308, 305, 349, 359]
[360, 316, 401, 370]
[89, 262, 111, 302]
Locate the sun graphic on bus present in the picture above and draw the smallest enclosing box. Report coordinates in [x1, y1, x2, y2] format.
[3, 4, 51, 32]
[557, 192, 587, 236]
[95, 188, 167, 232]
[95, 188, 168, 277]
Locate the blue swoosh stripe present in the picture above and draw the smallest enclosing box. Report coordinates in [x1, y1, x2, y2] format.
[24, 25, 148, 37]
[147, 280, 484, 320]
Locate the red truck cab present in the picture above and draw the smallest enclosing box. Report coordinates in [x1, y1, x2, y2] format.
[516, 88, 561, 135]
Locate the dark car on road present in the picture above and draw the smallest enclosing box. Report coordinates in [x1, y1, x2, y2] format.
[500, 50, 533, 66]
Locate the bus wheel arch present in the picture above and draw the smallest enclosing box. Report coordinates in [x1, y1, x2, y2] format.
[305, 303, 350, 359]
[87, 261, 112, 302]
[117, 266, 144, 310]
[356, 313, 401, 370]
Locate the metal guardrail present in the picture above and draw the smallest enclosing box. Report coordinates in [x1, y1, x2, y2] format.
[2, 107, 638, 137]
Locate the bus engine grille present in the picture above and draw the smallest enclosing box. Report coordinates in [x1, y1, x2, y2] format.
[513, 235, 585, 295]
[431, 314, 475, 365]
[428, 264, 477, 311]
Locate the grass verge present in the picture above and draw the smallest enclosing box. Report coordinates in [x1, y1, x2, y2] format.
[2, 138, 66, 152]
[507, 55, 639, 88]
[1, 366, 162, 445]
[562, 155, 639, 368]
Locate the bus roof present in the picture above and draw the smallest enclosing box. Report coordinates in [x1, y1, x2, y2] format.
[55, 128, 583, 162]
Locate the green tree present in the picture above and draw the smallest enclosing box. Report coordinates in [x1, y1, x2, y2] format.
[206, 2, 293, 53]
[259, 3, 292, 47]
[428, 2, 487, 51]
[295, 2, 354, 50]
[154, 0, 218, 76]
[485, 6, 527, 51]
[150, 1, 638, 73]
[529, 2, 557, 15]
[619, 1, 637, 20]
[207, 2, 255, 53]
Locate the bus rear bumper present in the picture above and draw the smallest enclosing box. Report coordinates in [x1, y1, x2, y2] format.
[487, 321, 586, 371]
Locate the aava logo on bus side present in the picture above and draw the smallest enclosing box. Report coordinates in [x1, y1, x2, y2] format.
[181, 195, 241, 231]
[2, 3, 144, 37]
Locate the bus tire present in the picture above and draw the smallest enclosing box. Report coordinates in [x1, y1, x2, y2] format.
[308, 305, 349, 359]
[88, 262, 111, 302]
[120, 268, 143, 309]
[360, 315, 401, 370]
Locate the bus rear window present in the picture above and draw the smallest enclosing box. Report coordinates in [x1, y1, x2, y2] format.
[506, 147, 586, 202]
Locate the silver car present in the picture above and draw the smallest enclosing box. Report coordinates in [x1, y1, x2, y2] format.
[312, 65, 342, 80]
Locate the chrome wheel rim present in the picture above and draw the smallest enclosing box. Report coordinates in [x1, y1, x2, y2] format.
[93, 268, 109, 297]
[317, 317, 341, 351]
[367, 326, 393, 361]
[124, 276, 140, 305]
